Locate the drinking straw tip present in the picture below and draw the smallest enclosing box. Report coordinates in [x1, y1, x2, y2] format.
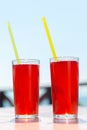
[42, 16, 46, 22]
[42, 16, 45, 19]
[7, 21, 10, 27]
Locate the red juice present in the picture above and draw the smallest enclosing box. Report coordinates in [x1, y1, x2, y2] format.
[50, 60, 79, 115]
[13, 64, 39, 116]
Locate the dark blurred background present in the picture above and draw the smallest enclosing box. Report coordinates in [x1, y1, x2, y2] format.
[0, 82, 87, 107]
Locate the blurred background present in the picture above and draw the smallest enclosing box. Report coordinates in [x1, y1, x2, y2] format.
[0, 0, 87, 107]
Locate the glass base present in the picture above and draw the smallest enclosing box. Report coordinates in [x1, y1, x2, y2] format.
[15, 114, 39, 123]
[53, 114, 78, 124]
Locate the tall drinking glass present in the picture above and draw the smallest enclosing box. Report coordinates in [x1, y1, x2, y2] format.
[50, 57, 79, 122]
[12, 59, 40, 120]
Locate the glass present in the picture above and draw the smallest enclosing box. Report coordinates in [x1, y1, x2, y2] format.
[50, 57, 79, 121]
[12, 59, 40, 120]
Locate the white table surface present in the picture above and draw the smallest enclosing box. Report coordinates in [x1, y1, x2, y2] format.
[0, 106, 87, 130]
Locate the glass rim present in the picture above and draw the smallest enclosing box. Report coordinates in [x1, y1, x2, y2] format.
[12, 59, 40, 65]
[50, 56, 79, 62]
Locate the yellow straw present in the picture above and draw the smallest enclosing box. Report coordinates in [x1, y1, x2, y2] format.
[42, 16, 58, 61]
[7, 22, 20, 64]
